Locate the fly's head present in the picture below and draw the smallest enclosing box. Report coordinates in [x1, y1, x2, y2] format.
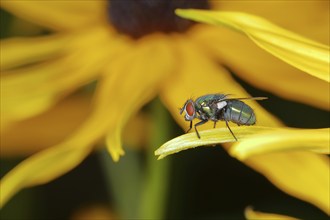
[180, 99, 196, 121]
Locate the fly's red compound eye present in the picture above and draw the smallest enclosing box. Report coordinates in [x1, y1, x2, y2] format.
[185, 101, 195, 116]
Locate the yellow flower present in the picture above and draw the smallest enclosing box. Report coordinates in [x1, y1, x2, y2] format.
[0, 0, 329, 217]
[244, 206, 299, 220]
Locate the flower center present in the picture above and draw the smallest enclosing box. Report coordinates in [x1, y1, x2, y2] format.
[108, 0, 210, 39]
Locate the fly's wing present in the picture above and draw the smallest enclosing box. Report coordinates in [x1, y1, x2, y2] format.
[211, 94, 230, 103]
[199, 94, 267, 108]
[196, 94, 228, 107]
[212, 94, 268, 102]
[224, 97, 268, 101]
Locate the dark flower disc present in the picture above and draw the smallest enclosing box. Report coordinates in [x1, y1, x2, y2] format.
[109, 0, 210, 38]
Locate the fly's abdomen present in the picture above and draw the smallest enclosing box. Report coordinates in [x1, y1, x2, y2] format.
[224, 100, 256, 125]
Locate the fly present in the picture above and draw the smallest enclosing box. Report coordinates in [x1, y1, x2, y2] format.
[180, 94, 267, 141]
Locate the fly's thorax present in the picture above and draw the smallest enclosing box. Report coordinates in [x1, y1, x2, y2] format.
[194, 94, 229, 121]
[196, 101, 214, 119]
[201, 105, 212, 115]
[224, 100, 256, 125]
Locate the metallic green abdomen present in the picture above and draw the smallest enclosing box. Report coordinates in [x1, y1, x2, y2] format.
[223, 100, 256, 125]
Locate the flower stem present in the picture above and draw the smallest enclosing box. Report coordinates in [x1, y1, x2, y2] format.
[99, 99, 171, 219]
[138, 99, 171, 219]
[99, 147, 143, 219]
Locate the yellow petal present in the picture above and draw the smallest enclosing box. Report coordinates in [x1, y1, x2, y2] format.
[1, 80, 60, 130]
[0, 35, 134, 207]
[0, 34, 69, 71]
[122, 112, 151, 149]
[105, 128, 125, 162]
[1, 27, 127, 126]
[160, 38, 329, 214]
[1, 1, 108, 30]
[103, 34, 175, 161]
[0, 71, 118, 208]
[230, 128, 330, 160]
[245, 206, 299, 220]
[1, 93, 92, 157]
[0, 141, 91, 208]
[176, 9, 330, 82]
[247, 153, 329, 214]
[214, 1, 330, 45]
[1, 55, 83, 127]
[189, 25, 329, 110]
[155, 126, 274, 159]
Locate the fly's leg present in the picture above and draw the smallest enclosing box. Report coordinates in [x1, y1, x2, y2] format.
[211, 121, 217, 147]
[194, 119, 208, 139]
[186, 121, 192, 133]
[225, 120, 238, 141]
